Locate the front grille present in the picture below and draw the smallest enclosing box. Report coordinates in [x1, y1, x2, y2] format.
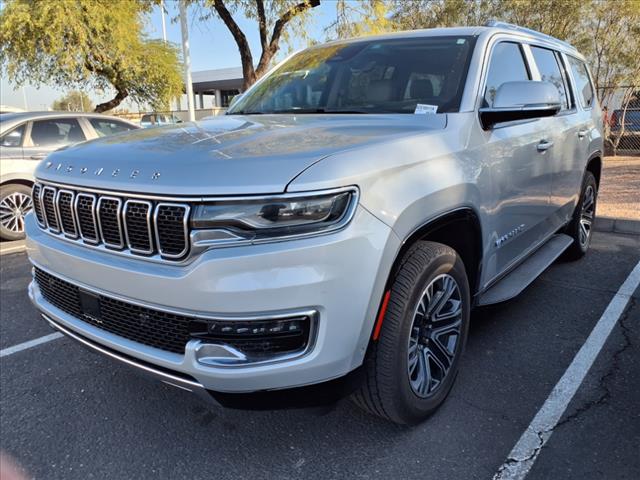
[34, 268, 313, 359]
[124, 201, 153, 253]
[155, 204, 189, 258]
[57, 190, 77, 237]
[32, 184, 45, 226]
[97, 197, 123, 247]
[42, 186, 59, 232]
[76, 194, 98, 242]
[33, 183, 190, 260]
[34, 267, 190, 354]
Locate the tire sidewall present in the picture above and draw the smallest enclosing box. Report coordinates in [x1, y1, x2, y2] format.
[575, 172, 598, 254]
[385, 246, 470, 423]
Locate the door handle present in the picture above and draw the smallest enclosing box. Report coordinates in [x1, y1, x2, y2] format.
[578, 129, 588, 139]
[536, 140, 554, 152]
[30, 154, 46, 160]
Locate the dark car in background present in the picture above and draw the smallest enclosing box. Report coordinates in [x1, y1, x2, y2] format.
[0, 111, 139, 240]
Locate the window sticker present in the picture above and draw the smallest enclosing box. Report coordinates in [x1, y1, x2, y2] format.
[414, 104, 438, 115]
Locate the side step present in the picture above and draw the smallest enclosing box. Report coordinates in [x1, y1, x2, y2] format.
[477, 234, 573, 306]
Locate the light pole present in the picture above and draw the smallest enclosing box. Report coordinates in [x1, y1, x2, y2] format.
[160, 0, 167, 43]
[179, 0, 195, 122]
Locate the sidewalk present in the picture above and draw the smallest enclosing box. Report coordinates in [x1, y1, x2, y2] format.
[596, 156, 640, 234]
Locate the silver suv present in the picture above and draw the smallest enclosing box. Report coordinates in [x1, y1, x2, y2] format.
[26, 23, 603, 424]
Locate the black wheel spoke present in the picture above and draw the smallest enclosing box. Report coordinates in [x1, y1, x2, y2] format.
[407, 273, 463, 398]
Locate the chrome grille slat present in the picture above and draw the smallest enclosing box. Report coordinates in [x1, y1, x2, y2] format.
[123, 200, 153, 254]
[33, 182, 190, 261]
[42, 186, 60, 232]
[75, 193, 99, 243]
[55, 189, 78, 238]
[32, 184, 46, 227]
[154, 203, 190, 259]
[97, 196, 124, 249]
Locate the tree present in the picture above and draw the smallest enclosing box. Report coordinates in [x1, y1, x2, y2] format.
[201, 0, 321, 90]
[0, 0, 183, 112]
[326, 0, 392, 39]
[51, 91, 94, 112]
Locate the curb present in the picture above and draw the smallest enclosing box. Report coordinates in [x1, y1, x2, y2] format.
[0, 240, 26, 256]
[593, 217, 640, 235]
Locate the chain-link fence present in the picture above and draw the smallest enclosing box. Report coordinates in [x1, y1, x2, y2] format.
[599, 85, 640, 156]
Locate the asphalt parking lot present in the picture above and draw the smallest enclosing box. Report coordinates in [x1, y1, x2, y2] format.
[1, 231, 639, 480]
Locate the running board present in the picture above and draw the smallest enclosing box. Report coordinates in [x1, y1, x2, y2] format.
[477, 234, 573, 306]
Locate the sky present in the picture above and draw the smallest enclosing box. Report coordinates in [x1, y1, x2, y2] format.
[0, 0, 341, 111]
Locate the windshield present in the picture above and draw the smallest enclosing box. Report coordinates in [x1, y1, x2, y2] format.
[229, 35, 476, 115]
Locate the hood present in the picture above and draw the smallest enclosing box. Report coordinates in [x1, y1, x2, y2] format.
[36, 114, 446, 195]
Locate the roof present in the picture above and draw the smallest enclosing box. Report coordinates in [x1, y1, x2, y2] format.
[320, 23, 579, 56]
[192, 66, 243, 91]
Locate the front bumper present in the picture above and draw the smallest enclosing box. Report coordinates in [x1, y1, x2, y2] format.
[26, 206, 399, 393]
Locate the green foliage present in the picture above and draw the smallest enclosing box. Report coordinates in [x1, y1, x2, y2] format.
[0, 0, 183, 112]
[51, 91, 94, 112]
[334, 0, 640, 96]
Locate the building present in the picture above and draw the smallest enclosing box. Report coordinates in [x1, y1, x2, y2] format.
[183, 66, 243, 110]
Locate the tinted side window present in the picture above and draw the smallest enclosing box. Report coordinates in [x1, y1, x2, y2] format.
[531, 46, 569, 110]
[89, 118, 135, 137]
[484, 42, 530, 107]
[567, 56, 595, 108]
[1, 124, 25, 147]
[29, 118, 86, 147]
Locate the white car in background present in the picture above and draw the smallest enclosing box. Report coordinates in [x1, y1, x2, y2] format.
[0, 111, 139, 240]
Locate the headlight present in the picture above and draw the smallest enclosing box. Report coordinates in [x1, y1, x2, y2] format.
[190, 187, 358, 244]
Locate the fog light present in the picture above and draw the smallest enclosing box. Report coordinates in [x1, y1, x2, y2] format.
[189, 315, 313, 361]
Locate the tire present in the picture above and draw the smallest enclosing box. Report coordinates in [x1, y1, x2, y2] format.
[0, 183, 33, 241]
[563, 171, 597, 260]
[352, 241, 471, 425]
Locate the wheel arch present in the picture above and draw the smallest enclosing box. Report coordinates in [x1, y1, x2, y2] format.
[586, 152, 602, 189]
[389, 207, 484, 299]
[1, 178, 34, 188]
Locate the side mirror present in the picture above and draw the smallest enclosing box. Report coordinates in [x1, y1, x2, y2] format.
[479, 81, 561, 130]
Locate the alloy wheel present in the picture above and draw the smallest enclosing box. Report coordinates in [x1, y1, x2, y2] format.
[407, 274, 463, 398]
[579, 184, 595, 248]
[0, 191, 33, 234]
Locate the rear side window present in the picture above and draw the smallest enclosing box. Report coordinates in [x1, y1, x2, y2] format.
[531, 46, 570, 110]
[29, 118, 86, 147]
[484, 42, 530, 107]
[567, 56, 595, 108]
[1, 124, 25, 147]
[89, 118, 136, 137]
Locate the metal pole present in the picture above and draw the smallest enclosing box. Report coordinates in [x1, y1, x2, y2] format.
[22, 86, 28, 110]
[179, 0, 195, 122]
[160, 0, 167, 43]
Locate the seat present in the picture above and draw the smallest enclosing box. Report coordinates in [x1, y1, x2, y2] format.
[410, 78, 434, 99]
[30, 122, 62, 146]
[366, 80, 393, 102]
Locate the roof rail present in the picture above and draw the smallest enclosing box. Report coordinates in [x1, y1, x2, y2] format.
[484, 20, 577, 51]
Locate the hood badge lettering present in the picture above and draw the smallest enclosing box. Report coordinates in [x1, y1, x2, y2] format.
[47, 164, 160, 180]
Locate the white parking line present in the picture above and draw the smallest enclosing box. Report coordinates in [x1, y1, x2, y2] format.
[0, 332, 63, 358]
[494, 260, 640, 480]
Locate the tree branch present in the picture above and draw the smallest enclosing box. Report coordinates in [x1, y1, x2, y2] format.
[213, 0, 256, 89]
[255, 0, 320, 76]
[256, 0, 268, 53]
